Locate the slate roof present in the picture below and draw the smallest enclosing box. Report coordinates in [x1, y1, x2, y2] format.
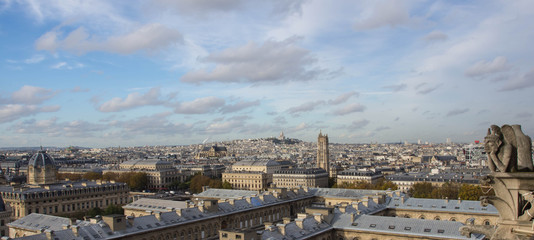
[332, 214, 484, 239]
[388, 197, 499, 214]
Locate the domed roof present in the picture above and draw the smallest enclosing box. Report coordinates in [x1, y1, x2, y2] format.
[28, 150, 56, 168]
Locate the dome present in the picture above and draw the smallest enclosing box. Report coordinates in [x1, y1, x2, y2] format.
[28, 150, 56, 168]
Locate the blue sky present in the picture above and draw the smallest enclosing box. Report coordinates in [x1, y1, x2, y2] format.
[1, 0, 533, 147]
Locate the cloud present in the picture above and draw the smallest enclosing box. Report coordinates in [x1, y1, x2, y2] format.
[353, 0, 418, 30]
[465, 56, 511, 78]
[51, 61, 84, 70]
[24, 55, 45, 64]
[328, 91, 358, 105]
[446, 108, 469, 117]
[383, 83, 406, 92]
[181, 37, 326, 84]
[9, 85, 57, 104]
[35, 23, 183, 55]
[0, 104, 60, 123]
[273, 116, 287, 125]
[219, 100, 260, 114]
[71, 86, 90, 93]
[516, 112, 532, 118]
[347, 119, 369, 130]
[375, 126, 390, 132]
[14, 118, 107, 137]
[98, 87, 168, 112]
[423, 31, 448, 42]
[151, 0, 244, 15]
[499, 67, 534, 91]
[174, 96, 226, 114]
[205, 116, 247, 134]
[415, 83, 441, 95]
[287, 100, 325, 115]
[332, 103, 366, 116]
[112, 112, 193, 136]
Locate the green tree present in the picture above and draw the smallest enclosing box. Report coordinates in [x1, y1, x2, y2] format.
[103, 172, 119, 181]
[459, 184, 483, 200]
[190, 174, 212, 193]
[103, 204, 124, 215]
[409, 182, 435, 198]
[129, 172, 148, 191]
[222, 181, 233, 189]
[83, 172, 103, 181]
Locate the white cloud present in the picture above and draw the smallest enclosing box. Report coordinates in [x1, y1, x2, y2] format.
[9, 85, 57, 104]
[446, 108, 469, 117]
[0, 104, 60, 123]
[287, 100, 325, 115]
[113, 112, 193, 136]
[181, 37, 326, 84]
[24, 54, 45, 64]
[423, 30, 448, 42]
[13, 117, 107, 137]
[174, 96, 226, 114]
[328, 91, 358, 105]
[499, 67, 534, 91]
[353, 0, 419, 30]
[465, 56, 511, 78]
[98, 88, 168, 112]
[35, 24, 183, 55]
[332, 103, 366, 116]
[220, 100, 260, 114]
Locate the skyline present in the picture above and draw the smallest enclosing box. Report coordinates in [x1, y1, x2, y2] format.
[1, 0, 533, 148]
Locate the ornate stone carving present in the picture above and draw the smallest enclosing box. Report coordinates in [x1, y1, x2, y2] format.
[464, 125, 534, 240]
[484, 124, 533, 172]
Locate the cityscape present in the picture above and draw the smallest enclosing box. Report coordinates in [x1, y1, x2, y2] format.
[1, 0, 534, 239]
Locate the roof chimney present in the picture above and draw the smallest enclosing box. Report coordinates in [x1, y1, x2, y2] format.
[297, 213, 307, 219]
[458, 197, 462, 204]
[313, 213, 322, 223]
[44, 230, 54, 240]
[264, 222, 273, 230]
[127, 216, 135, 226]
[277, 224, 287, 236]
[71, 225, 80, 237]
[283, 217, 291, 224]
[295, 218, 304, 229]
[155, 211, 162, 221]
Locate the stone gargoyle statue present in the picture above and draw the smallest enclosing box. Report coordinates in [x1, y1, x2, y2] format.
[484, 124, 533, 172]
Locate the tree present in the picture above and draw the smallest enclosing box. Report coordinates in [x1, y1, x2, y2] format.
[103, 204, 124, 215]
[103, 172, 119, 181]
[459, 184, 483, 200]
[83, 172, 103, 181]
[129, 172, 148, 191]
[222, 181, 233, 189]
[409, 182, 434, 198]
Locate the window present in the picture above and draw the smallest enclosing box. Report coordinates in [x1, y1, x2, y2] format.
[404, 227, 411, 231]
[236, 235, 242, 239]
[438, 229, 445, 233]
[424, 228, 431, 232]
[369, 224, 376, 228]
[388, 225, 395, 229]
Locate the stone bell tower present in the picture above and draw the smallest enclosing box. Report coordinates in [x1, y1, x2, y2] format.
[317, 131, 329, 174]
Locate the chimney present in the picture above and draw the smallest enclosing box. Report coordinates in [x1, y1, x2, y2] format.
[277, 224, 287, 236]
[62, 224, 70, 230]
[259, 195, 265, 202]
[446, 197, 449, 203]
[44, 230, 54, 240]
[350, 213, 356, 222]
[338, 205, 346, 213]
[246, 197, 253, 204]
[295, 219, 304, 229]
[362, 199, 369, 207]
[283, 217, 291, 224]
[264, 222, 273, 230]
[228, 199, 235, 205]
[386, 190, 393, 197]
[127, 216, 135, 226]
[102, 215, 126, 232]
[458, 198, 462, 204]
[71, 225, 80, 237]
[313, 213, 322, 223]
[297, 213, 307, 219]
[351, 202, 359, 210]
[155, 212, 162, 221]
[176, 208, 183, 216]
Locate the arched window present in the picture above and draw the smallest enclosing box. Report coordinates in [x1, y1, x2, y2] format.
[419, 215, 425, 219]
[484, 220, 491, 225]
[434, 216, 441, 220]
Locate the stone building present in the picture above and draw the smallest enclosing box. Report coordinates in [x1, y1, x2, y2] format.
[6, 187, 498, 240]
[196, 145, 227, 159]
[0, 195, 11, 237]
[231, 159, 281, 173]
[222, 171, 271, 190]
[336, 169, 384, 185]
[273, 168, 329, 188]
[317, 132, 329, 173]
[0, 150, 130, 220]
[103, 158, 186, 190]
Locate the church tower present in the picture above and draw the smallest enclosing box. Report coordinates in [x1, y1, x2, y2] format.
[317, 132, 329, 173]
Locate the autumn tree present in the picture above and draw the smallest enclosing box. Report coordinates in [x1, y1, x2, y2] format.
[83, 172, 102, 181]
[409, 182, 434, 198]
[222, 181, 233, 189]
[459, 184, 483, 200]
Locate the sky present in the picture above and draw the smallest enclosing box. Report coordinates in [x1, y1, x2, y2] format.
[0, 0, 533, 148]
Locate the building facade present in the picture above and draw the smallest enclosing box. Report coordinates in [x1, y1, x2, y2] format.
[222, 171, 271, 190]
[336, 169, 384, 185]
[273, 168, 329, 188]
